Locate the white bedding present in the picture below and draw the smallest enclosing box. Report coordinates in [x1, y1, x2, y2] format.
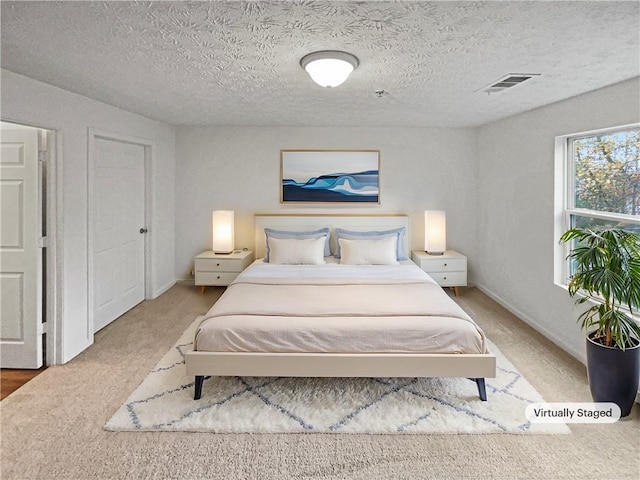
[194, 260, 487, 355]
[236, 259, 432, 283]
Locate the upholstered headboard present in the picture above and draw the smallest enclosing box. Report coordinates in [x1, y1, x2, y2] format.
[254, 213, 409, 259]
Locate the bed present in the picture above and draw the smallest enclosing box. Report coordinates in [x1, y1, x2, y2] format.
[186, 214, 496, 401]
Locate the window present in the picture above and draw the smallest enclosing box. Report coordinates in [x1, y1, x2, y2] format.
[569, 127, 640, 225]
[555, 125, 640, 285]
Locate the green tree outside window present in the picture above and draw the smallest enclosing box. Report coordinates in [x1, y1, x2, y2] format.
[574, 130, 640, 217]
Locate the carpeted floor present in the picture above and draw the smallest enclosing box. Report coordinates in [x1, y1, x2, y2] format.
[1, 284, 638, 479]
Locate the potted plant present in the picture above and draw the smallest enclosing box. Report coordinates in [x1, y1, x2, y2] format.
[560, 226, 640, 417]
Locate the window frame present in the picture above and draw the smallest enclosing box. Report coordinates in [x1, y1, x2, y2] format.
[555, 123, 640, 288]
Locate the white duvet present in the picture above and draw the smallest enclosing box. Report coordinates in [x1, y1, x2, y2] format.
[194, 261, 487, 355]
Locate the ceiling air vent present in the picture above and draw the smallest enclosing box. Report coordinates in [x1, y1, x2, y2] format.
[477, 73, 540, 94]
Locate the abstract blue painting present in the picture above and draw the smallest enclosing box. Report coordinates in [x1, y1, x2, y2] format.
[281, 150, 380, 203]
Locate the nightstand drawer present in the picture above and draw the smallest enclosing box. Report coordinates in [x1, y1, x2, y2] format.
[194, 250, 254, 290]
[195, 271, 240, 286]
[419, 258, 466, 273]
[428, 271, 467, 287]
[195, 257, 243, 273]
[411, 250, 467, 295]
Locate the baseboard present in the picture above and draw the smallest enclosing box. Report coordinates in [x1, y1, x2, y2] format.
[151, 280, 177, 299]
[474, 284, 640, 405]
[474, 283, 586, 365]
[176, 278, 195, 286]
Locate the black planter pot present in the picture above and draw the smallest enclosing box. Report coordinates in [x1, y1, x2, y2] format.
[586, 332, 640, 417]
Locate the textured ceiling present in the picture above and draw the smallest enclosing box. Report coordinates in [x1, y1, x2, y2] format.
[1, 1, 639, 128]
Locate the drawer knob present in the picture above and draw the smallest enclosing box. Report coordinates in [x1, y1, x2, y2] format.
[444, 263, 447, 267]
[216, 263, 220, 266]
[217, 275, 221, 279]
[444, 276, 447, 280]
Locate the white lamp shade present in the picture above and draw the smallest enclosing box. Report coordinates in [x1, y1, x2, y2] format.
[212, 210, 234, 254]
[301, 51, 359, 88]
[424, 210, 446, 254]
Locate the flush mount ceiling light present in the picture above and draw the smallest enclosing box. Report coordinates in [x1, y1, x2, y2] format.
[300, 51, 359, 88]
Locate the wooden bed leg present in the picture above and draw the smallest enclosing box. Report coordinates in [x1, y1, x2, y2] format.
[474, 378, 487, 401]
[194, 375, 205, 400]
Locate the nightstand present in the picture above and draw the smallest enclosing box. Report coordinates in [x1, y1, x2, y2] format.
[195, 250, 254, 293]
[411, 250, 467, 296]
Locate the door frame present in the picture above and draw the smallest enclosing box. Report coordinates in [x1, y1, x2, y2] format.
[0, 118, 59, 367]
[87, 129, 154, 334]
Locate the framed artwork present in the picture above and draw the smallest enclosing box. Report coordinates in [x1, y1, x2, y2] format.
[280, 150, 380, 203]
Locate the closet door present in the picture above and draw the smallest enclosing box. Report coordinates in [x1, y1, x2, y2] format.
[91, 137, 146, 332]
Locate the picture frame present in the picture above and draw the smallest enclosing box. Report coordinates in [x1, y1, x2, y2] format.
[280, 150, 380, 204]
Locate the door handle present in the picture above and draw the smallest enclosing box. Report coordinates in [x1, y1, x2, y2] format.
[139, 228, 148, 234]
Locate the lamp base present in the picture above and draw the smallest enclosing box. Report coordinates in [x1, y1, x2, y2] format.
[212, 250, 234, 255]
[425, 250, 444, 256]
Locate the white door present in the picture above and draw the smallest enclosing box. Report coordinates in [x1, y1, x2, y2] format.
[91, 138, 146, 332]
[0, 128, 43, 368]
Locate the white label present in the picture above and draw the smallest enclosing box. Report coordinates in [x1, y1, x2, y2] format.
[525, 402, 621, 423]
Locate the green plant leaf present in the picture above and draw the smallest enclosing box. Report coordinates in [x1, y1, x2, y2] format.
[560, 226, 640, 349]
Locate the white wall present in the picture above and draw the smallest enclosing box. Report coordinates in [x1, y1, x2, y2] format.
[1, 69, 176, 363]
[175, 127, 478, 280]
[475, 77, 640, 362]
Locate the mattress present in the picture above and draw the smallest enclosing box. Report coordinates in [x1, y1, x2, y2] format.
[194, 260, 487, 355]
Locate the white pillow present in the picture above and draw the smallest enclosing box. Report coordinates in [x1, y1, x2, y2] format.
[338, 236, 399, 265]
[267, 236, 326, 265]
[334, 226, 408, 260]
[263, 227, 330, 262]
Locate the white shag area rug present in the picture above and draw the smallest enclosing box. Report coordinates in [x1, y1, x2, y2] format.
[105, 320, 570, 434]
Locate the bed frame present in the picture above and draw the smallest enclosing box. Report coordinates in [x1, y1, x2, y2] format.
[185, 214, 496, 401]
